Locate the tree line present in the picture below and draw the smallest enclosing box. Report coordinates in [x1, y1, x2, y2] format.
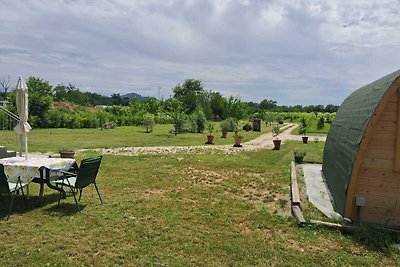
[0, 76, 338, 131]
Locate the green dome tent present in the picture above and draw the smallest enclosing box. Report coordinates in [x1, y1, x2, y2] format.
[323, 70, 400, 226]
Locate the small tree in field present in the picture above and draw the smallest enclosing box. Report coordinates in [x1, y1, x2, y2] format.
[165, 99, 186, 135]
[317, 116, 325, 130]
[143, 113, 155, 133]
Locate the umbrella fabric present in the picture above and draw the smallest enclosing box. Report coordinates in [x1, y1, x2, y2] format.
[14, 77, 32, 134]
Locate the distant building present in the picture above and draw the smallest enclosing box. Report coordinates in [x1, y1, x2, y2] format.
[0, 100, 10, 107]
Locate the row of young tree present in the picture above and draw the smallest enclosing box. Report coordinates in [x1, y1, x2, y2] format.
[0, 76, 338, 132]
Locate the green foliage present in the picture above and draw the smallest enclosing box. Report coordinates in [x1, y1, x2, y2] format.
[206, 121, 215, 135]
[272, 126, 281, 139]
[299, 127, 308, 135]
[354, 225, 400, 254]
[164, 98, 186, 135]
[225, 117, 238, 132]
[294, 151, 306, 164]
[220, 120, 230, 132]
[317, 116, 325, 129]
[193, 109, 206, 133]
[225, 96, 247, 120]
[143, 113, 155, 133]
[26, 76, 53, 127]
[242, 122, 252, 131]
[233, 131, 243, 139]
[173, 79, 206, 114]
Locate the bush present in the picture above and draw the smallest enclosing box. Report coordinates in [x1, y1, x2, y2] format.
[225, 117, 238, 132]
[317, 116, 325, 130]
[206, 121, 215, 135]
[193, 109, 206, 133]
[243, 122, 252, 131]
[143, 113, 155, 133]
[294, 151, 306, 164]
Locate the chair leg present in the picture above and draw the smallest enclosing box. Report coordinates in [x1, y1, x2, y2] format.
[78, 189, 82, 201]
[57, 184, 64, 207]
[7, 191, 17, 221]
[94, 183, 103, 204]
[71, 189, 81, 212]
[19, 182, 28, 210]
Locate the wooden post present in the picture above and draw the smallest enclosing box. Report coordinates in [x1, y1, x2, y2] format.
[292, 205, 306, 225]
[291, 161, 301, 205]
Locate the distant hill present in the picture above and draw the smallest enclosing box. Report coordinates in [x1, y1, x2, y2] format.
[122, 92, 149, 101]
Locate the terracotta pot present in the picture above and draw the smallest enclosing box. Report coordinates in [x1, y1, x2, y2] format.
[273, 139, 281, 150]
[221, 130, 228, 138]
[302, 136, 308, 144]
[233, 137, 242, 147]
[205, 135, 214, 144]
[60, 151, 75, 158]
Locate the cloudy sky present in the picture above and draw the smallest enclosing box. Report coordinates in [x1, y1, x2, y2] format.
[0, 0, 399, 105]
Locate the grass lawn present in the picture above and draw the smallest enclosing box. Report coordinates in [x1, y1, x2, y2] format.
[290, 123, 331, 135]
[0, 123, 273, 153]
[0, 141, 399, 265]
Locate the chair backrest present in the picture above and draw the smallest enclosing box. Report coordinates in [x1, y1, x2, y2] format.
[75, 156, 102, 188]
[0, 164, 11, 195]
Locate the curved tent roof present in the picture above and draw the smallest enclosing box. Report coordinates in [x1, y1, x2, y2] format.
[322, 69, 400, 215]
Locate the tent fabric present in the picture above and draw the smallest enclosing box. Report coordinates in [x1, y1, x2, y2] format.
[322, 69, 400, 216]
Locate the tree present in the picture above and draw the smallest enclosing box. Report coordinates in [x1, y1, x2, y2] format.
[0, 75, 12, 94]
[259, 99, 277, 110]
[26, 76, 53, 127]
[209, 91, 227, 120]
[164, 98, 186, 135]
[225, 96, 247, 120]
[317, 116, 325, 130]
[143, 113, 155, 133]
[173, 79, 206, 114]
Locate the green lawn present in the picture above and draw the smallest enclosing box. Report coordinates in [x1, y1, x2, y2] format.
[290, 123, 331, 135]
[0, 141, 399, 265]
[0, 123, 273, 153]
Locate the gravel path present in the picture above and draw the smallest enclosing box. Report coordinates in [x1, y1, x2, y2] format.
[97, 124, 327, 156]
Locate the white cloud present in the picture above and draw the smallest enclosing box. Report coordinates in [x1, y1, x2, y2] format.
[0, 0, 399, 105]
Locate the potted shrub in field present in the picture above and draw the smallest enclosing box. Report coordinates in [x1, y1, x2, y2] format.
[220, 120, 229, 138]
[205, 121, 215, 144]
[233, 131, 243, 147]
[299, 127, 308, 144]
[272, 126, 282, 150]
[294, 151, 306, 164]
[58, 147, 75, 158]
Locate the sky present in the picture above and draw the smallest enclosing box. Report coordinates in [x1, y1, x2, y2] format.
[0, 0, 399, 105]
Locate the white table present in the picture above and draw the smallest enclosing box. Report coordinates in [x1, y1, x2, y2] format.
[0, 156, 75, 204]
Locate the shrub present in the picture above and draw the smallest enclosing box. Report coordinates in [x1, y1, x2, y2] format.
[143, 113, 155, 133]
[272, 126, 281, 139]
[243, 122, 252, 131]
[206, 121, 215, 135]
[294, 151, 306, 164]
[225, 117, 238, 132]
[193, 109, 206, 133]
[317, 116, 325, 130]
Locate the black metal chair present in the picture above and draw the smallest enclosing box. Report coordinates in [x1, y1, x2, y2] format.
[55, 156, 103, 211]
[0, 164, 28, 220]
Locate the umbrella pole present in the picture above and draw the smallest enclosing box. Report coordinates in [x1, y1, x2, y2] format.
[19, 134, 22, 157]
[25, 133, 28, 160]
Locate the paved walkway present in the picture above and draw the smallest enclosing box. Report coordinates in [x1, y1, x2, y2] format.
[98, 124, 327, 156]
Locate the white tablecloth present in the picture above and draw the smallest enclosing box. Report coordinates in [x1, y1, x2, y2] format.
[0, 156, 75, 183]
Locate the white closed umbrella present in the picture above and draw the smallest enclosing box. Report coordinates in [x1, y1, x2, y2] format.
[14, 77, 31, 160]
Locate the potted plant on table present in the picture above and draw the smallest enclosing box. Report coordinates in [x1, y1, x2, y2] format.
[205, 121, 215, 144]
[233, 131, 243, 147]
[58, 147, 75, 158]
[294, 151, 306, 164]
[299, 127, 308, 144]
[272, 126, 282, 150]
